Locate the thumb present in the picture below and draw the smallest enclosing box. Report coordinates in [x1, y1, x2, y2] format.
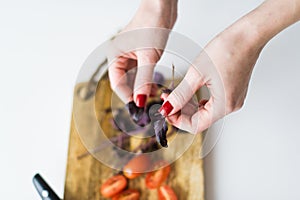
[159, 66, 205, 117]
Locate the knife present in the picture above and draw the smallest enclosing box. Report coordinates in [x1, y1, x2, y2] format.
[32, 173, 61, 200]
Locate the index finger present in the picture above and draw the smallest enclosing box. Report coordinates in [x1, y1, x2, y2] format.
[108, 56, 136, 103]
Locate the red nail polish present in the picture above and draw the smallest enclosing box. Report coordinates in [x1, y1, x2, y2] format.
[159, 101, 174, 116]
[136, 94, 147, 108]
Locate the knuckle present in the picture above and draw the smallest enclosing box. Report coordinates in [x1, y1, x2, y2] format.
[134, 76, 152, 87]
[171, 89, 188, 108]
[134, 83, 151, 93]
[169, 80, 195, 109]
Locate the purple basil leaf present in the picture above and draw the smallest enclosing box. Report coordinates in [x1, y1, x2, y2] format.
[125, 98, 169, 147]
[161, 88, 172, 94]
[135, 112, 150, 127]
[125, 101, 145, 125]
[149, 104, 168, 148]
[153, 117, 168, 148]
[153, 72, 165, 87]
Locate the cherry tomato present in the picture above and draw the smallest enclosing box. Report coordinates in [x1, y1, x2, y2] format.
[100, 174, 127, 198]
[123, 154, 150, 179]
[112, 189, 140, 200]
[145, 162, 171, 189]
[158, 185, 178, 200]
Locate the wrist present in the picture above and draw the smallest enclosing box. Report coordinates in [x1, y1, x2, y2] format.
[234, 0, 300, 48]
[219, 19, 263, 56]
[135, 0, 177, 29]
[140, 0, 178, 13]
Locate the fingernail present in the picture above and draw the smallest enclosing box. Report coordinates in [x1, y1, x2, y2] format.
[136, 94, 147, 108]
[159, 101, 174, 117]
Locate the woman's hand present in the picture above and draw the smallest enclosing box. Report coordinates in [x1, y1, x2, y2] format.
[160, 25, 263, 133]
[108, 0, 177, 107]
[160, 0, 300, 133]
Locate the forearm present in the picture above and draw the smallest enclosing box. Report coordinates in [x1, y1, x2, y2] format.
[139, 0, 178, 12]
[239, 0, 300, 48]
[134, 0, 178, 29]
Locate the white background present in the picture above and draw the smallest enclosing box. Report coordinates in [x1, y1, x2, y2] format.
[1, 0, 300, 199]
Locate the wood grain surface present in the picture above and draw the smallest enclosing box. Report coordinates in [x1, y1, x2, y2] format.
[64, 77, 205, 200]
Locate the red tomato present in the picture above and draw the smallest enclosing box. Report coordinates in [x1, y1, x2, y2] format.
[112, 189, 140, 200]
[100, 175, 127, 198]
[158, 185, 178, 200]
[123, 154, 150, 179]
[145, 162, 171, 189]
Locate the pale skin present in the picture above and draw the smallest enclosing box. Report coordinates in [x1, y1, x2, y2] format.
[109, 0, 300, 133]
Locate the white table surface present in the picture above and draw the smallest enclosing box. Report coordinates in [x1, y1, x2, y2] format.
[1, 0, 299, 199]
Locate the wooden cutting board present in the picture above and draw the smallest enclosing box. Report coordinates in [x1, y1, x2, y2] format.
[64, 77, 205, 200]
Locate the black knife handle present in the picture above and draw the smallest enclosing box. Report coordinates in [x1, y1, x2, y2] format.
[33, 173, 61, 200]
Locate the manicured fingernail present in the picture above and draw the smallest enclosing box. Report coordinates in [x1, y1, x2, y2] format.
[159, 101, 173, 117]
[136, 94, 147, 108]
